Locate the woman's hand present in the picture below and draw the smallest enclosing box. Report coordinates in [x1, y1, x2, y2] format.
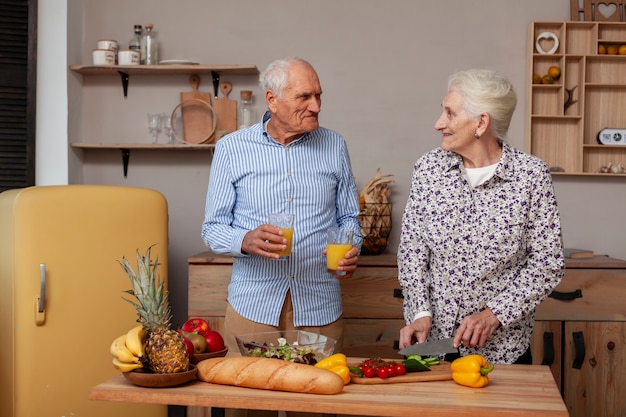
[241, 224, 287, 259]
[398, 316, 432, 349]
[453, 308, 501, 348]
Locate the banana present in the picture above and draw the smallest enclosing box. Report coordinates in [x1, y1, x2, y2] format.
[112, 357, 143, 372]
[125, 324, 146, 358]
[110, 334, 140, 364]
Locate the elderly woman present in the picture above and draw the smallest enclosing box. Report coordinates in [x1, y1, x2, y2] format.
[397, 69, 565, 364]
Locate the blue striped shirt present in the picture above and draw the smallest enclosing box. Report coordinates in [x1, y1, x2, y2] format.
[201, 111, 362, 327]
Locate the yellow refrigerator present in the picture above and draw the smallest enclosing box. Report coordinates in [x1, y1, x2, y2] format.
[0, 185, 168, 417]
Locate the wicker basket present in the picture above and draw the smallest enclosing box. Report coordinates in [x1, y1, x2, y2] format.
[359, 203, 391, 255]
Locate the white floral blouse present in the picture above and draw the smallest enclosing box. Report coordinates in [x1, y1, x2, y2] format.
[398, 143, 565, 364]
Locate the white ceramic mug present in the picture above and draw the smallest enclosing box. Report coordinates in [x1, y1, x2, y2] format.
[92, 49, 116, 65]
[118, 50, 140, 65]
[96, 39, 118, 52]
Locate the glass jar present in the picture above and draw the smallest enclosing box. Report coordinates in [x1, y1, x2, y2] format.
[141, 23, 158, 65]
[238, 90, 255, 129]
[129, 24, 142, 53]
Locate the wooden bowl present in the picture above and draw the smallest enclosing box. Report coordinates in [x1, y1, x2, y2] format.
[190, 347, 229, 364]
[123, 364, 197, 388]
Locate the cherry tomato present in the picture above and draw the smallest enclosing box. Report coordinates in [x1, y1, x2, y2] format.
[395, 364, 407, 376]
[362, 367, 376, 378]
[376, 367, 389, 379]
[387, 364, 396, 377]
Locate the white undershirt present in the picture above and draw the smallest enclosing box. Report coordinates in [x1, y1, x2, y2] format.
[464, 162, 499, 188]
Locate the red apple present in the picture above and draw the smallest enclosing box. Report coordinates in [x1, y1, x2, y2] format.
[203, 330, 225, 352]
[182, 336, 194, 358]
[181, 318, 210, 335]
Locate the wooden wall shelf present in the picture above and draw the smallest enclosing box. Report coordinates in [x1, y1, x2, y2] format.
[70, 143, 215, 177]
[69, 64, 259, 76]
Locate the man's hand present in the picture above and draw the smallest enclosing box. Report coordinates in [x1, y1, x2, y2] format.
[241, 224, 287, 259]
[323, 246, 359, 279]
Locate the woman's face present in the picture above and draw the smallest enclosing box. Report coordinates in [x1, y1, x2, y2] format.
[434, 91, 478, 154]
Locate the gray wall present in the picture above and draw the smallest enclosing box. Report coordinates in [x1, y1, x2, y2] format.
[62, 0, 625, 327]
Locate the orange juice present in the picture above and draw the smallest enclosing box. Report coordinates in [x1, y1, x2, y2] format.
[326, 243, 352, 271]
[275, 227, 293, 257]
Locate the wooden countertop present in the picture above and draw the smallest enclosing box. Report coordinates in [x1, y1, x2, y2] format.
[90, 363, 567, 416]
[188, 251, 626, 269]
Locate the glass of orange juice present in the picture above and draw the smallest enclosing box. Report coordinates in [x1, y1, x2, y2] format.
[326, 227, 354, 275]
[268, 213, 294, 259]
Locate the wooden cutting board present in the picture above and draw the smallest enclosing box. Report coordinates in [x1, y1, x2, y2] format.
[213, 81, 237, 139]
[179, 75, 214, 144]
[349, 362, 452, 384]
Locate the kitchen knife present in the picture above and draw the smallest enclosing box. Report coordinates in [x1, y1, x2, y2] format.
[397, 337, 458, 356]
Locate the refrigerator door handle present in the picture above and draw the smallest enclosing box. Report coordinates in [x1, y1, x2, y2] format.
[35, 263, 46, 325]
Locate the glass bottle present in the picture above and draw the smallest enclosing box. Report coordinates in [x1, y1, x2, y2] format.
[129, 24, 142, 53]
[238, 90, 255, 129]
[141, 23, 158, 65]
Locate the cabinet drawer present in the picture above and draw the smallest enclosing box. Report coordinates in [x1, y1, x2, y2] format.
[340, 267, 403, 319]
[188, 263, 230, 317]
[343, 318, 404, 359]
[536, 269, 626, 321]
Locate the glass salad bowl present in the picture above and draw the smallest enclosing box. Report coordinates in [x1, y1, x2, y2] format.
[235, 330, 336, 365]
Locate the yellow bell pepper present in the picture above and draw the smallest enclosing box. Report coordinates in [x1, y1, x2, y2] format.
[314, 353, 351, 385]
[451, 354, 494, 388]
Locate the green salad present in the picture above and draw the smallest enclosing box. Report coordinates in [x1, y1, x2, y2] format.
[242, 337, 319, 365]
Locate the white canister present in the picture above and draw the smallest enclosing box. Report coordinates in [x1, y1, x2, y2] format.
[96, 39, 118, 52]
[118, 50, 140, 65]
[92, 49, 116, 65]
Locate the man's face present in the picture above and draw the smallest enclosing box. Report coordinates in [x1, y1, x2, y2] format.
[267, 62, 322, 137]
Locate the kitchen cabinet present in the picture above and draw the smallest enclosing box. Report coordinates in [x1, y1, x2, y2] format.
[527, 21, 626, 176]
[530, 255, 626, 417]
[187, 252, 404, 359]
[189, 252, 626, 417]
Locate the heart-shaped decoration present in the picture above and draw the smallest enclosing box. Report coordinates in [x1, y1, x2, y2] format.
[596, 2, 618, 20]
[535, 32, 559, 55]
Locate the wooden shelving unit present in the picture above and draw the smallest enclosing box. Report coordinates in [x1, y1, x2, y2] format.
[527, 21, 626, 176]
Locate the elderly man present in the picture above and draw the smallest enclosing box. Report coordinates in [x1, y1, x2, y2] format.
[201, 57, 362, 364]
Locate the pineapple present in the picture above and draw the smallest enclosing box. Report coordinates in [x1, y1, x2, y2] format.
[119, 247, 189, 373]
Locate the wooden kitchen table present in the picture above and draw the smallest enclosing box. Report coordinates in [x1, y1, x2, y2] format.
[89, 363, 568, 417]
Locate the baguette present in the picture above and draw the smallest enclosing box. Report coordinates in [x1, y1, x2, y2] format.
[196, 356, 344, 394]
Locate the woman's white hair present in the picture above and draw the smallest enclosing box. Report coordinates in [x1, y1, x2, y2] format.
[447, 69, 517, 141]
[259, 57, 313, 98]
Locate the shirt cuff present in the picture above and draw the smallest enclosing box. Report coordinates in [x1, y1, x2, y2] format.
[413, 311, 432, 322]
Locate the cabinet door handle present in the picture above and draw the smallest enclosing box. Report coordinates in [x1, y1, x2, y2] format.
[572, 331, 585, 369]
[548, 289, 582, 301]
[393, 288, 404, 298]
[541, 331, 555, 366]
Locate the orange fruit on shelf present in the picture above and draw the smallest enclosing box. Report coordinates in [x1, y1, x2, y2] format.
[598, 44, 606, 54]
[548, 66, 561, 80]
[533, 74, 542, 84]
[619, 45, 626, 55]
[541, 74, 554, 84]
[607, 45, 618, 55]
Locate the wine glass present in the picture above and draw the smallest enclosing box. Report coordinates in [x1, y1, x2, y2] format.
[148, 113, 162, 144]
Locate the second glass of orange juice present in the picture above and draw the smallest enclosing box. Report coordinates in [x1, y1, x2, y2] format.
[326, 227, 354, 275]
